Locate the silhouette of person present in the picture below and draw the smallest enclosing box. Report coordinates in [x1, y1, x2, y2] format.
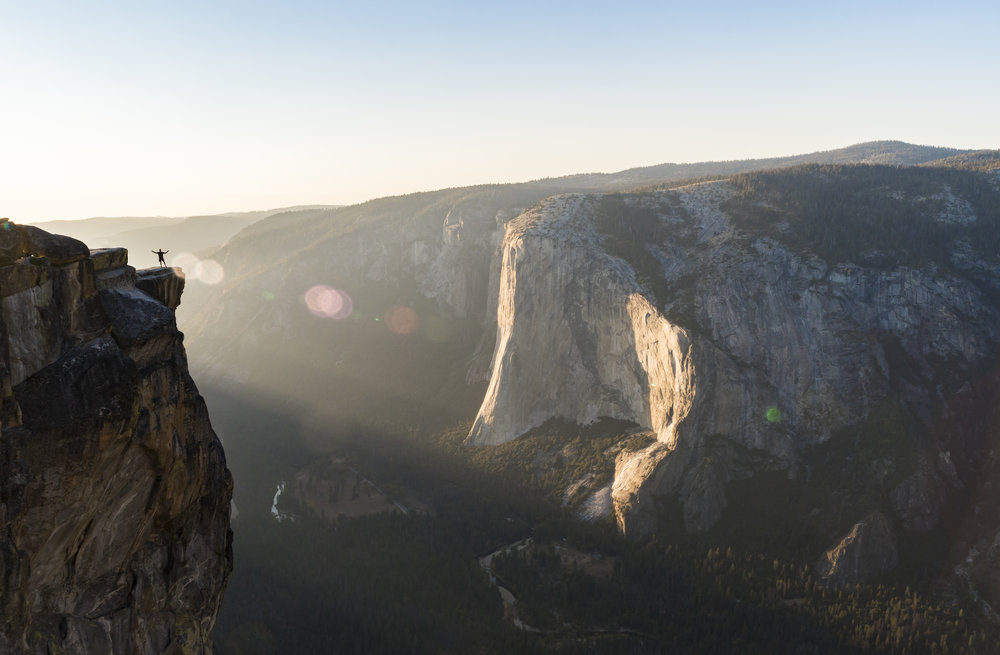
[152, 249, 169, 266]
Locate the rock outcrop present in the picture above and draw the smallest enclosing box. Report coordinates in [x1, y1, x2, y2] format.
[0, 224, 232, 654]
[816, 512, 899, 587]
[468, 194, 698, 446]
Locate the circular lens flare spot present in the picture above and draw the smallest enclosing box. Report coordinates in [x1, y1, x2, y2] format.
[766, 406, 782, 423]
[195, 259, 225, 285]
[385, 305, 419, 334]
[172, 252, 200, 279]
[305, 285, 353, 319]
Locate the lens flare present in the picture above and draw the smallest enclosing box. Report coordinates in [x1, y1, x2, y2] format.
[170, 252, 224, 285]
[766, 406, 782, 423]
[385, 305, 419, 335]
[195, 259, 225, 285]
[172, 252, 200, 278]
[305, 285, 353, 319]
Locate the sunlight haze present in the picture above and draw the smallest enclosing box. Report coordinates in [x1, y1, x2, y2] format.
[1, 0, 996, 220]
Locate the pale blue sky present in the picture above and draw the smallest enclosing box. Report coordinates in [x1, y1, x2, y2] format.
[1, 1, 997, 220]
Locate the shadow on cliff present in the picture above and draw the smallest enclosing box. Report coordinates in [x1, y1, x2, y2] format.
[195, 382, 316, 521]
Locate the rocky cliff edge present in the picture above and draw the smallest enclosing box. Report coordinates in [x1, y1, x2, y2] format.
[0, 220, 232, 654]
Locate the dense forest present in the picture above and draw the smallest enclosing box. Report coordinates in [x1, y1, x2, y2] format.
[723, 163, 1000, 271]
[210, 404, 996, 654]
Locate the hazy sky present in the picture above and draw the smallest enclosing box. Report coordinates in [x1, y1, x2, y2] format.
[2, 0, 997, 220]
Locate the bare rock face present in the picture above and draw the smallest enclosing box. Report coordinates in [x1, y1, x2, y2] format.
[469, 181, 1000, 537]
[0, 226, 232, 654]
[15, 224, 90, 265]
[816, 511, 899, 587]
[467, 195, 694, 446]
[136, 266, 186, 310]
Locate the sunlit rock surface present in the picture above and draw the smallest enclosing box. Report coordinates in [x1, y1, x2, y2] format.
[467, 195, 688, 446]
[470, 181, 1000, 536]
[0, 225, 232, 654]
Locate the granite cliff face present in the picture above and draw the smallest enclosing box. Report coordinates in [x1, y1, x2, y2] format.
[467, 194, 696, 448]
[468, 176, 1000, 542]
[0, 221, 232, 654]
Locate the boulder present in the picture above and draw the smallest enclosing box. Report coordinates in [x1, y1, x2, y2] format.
[15, 225, 89, 265]
[98, 288, 181, 369]
[96, 265, 137, 291]
[90, 247, 129, 272]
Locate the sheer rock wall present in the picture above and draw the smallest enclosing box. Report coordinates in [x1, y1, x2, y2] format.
[469, 183, 1000, 537]
[0, 223, 232, 654]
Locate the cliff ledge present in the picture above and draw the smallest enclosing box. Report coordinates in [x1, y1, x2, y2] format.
[0, 220, 232, 654]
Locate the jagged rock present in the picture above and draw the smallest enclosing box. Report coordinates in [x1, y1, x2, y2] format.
[816, 511, 898, 587]
[15, 224, 89, 265]
[99, 287, 181, 369]
[0, 226, 231, 655]
[92, 249, 138, 292]
[136, 267, 185, 310]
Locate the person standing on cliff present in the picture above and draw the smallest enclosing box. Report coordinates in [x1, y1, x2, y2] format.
[152, 249, 169, 266]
